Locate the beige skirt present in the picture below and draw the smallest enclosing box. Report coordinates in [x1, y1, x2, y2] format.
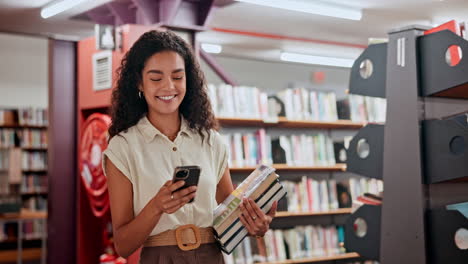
[139, 243, 225, 264]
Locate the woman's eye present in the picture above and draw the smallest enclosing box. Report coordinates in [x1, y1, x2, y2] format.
[173, 76, 183, 80]
[150, 79, 162, 82]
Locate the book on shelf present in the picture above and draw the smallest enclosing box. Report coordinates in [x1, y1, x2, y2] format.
[0, 109, 16, 126]
[272, 134, 336, 166]
[281, 177, 383, 214]
[0, 128, 47, 149]
[230, 225, 345, 263]
[23, 196, 47, 212]
[345, 94, 386, 123]
[21, 174, 48, 194]
[276, 88, 338, 122]
[0, 108, 48, 127]
[209, 84, 270, 120]
[0, 129, 18, 148]
[21, 152, 47, 171]
[0, 218, 46, 242]
[18, 108, 48, 127]
[356, 193, 383, 206]
[223, 131, 337, 169]
[221, 130, 273, 168]
[19, 129, 48, 148]
[213, 165, 286, 254]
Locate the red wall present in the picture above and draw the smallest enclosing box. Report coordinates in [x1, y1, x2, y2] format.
[77, 24, 157, 264]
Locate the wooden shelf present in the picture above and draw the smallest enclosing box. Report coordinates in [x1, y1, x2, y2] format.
[275, 208, 353, 218]
[230, 164, 346, 173]
[0, 248, 42, 263]
[21, 191, 48, 196]
[0, 125, 47, 129]
[22, 170, 47, 173]
[217, 117, 266, 127]
[217, 117, 365, 129]
[0, 237, 44, 243]
[257, 252, 360, 264]
[0, 209, 47, 220]
[277, 117, 366, 129]
[21, 147, 48, 151]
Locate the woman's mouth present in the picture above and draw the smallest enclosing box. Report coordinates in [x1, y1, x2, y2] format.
[157, 95, 176, 101]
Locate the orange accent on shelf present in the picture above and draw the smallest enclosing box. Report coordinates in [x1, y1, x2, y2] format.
[211, 27, 367, 49]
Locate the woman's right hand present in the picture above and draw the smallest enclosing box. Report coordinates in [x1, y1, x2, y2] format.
[152, 180, 197, 214]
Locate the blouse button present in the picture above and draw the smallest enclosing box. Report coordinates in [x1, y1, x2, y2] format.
[172, 147, 177, 152]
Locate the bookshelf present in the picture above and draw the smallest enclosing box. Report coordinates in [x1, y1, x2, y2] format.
[219, 101, 378, 262]
[257, 252, 360, 264]
[0, 109, 48, 264]
[213, 82, 385, 263]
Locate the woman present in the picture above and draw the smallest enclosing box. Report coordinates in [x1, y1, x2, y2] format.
[103, 30, 277, 263]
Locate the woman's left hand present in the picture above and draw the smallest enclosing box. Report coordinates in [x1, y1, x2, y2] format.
[239, 198, 278, 238]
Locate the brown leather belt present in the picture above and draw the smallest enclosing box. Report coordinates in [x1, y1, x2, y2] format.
[144, 224, 216, 251]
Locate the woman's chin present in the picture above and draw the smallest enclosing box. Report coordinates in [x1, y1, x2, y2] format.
[150, 107, 180, 116]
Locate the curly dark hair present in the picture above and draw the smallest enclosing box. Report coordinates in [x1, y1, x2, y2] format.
[108, 30, 218, 140]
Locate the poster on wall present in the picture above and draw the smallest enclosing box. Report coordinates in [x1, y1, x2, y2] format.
[92, 51, 112, 91]
[95, 24, 115, 50]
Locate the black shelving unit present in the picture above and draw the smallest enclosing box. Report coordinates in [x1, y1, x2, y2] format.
[346, 25, 468, 264]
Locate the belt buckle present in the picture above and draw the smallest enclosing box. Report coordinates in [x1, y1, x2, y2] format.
[175, 224, 201, 251]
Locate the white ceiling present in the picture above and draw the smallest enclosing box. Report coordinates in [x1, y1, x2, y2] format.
[0, 0, 467, 60]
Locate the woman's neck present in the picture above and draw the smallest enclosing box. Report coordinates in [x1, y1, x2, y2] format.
[147, 111, 181, 141]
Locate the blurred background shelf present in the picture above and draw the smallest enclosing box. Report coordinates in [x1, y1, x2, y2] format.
[257, 252, 360, 264]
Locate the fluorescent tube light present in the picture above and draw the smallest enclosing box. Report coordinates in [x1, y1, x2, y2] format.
[280, 52, 355, 68]
[41, 0, 91, 19]
[201, 43, 222, 54]
[236, 0, 362, 21]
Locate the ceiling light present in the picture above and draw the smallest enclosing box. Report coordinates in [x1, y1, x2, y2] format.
[280, 52, 355, 68]
[201, 43, 222, 54]
[235, 0, 362, 20]
[41, 0, 91, 19]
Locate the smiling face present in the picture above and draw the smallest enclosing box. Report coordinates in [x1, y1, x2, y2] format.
[139, 50, 186, 118]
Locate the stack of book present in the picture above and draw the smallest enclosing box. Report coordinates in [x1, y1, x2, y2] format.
[213, 165, 286, 254]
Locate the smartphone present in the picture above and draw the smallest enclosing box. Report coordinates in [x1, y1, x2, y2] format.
[172, 165, 201, 203]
